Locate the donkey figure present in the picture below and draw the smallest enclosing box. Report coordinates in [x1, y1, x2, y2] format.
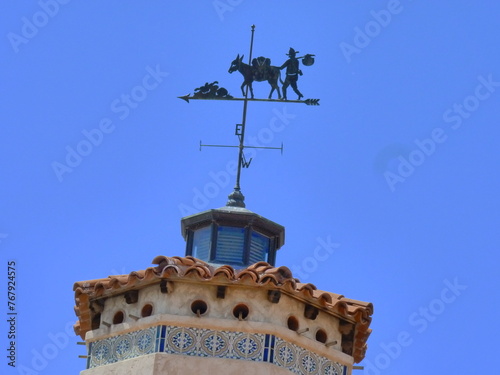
[228, 54, 282, 99]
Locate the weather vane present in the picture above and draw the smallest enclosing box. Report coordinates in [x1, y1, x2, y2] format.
[178, 25, 320, 208]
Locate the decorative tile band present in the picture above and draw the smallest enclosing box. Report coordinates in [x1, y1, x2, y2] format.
[87, 325, 347, 375]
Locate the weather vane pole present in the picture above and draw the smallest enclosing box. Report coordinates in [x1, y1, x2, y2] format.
[233, 25, 255, 196]
[179, 25, 319, 208]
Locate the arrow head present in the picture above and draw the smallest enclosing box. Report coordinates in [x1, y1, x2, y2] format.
[304, 99, 320, 106]
[178, 94, 191, 103]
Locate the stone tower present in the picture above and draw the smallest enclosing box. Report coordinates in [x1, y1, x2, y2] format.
[73, 26, 373, 375]
[73, 201, 373, 374]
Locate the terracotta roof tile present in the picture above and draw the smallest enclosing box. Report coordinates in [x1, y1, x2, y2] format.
[73, 256, 373, 363]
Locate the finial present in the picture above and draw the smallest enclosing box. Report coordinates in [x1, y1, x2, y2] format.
[226, 189, 245, 208]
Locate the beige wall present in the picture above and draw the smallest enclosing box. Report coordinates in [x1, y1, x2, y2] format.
[82, 353, 297, 375]
[95, 283, 343, 349]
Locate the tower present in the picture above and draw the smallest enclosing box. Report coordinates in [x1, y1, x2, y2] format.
[73, 26, 373, 375]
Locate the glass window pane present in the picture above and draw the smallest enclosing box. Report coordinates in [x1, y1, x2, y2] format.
[193, 226, 211, 260]
[249, 231, 270, 264]
[215, 226, 245, 265]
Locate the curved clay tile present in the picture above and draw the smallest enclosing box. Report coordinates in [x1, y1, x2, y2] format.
[74, 321, 81, 336]
[355, 330, 371, 342]
[151, 255, 170, 272]
[176, 256, 205, 267]
[73, 281, 86, 291]
[151, 254, 168, 264]
[258, 274, 282, 286]
[237, 270, 261, 285]
[245, 261, 271, 271]
[311, 289, 343, 301]
[342, 297, 373, 309]
[74, 288, 83, 298]
[280, 278, 298, 292]
[128, 270, 145, 282]
[315, 292, 333, 306]
[152, 255, 196, 271]
[183, 264, 213, 279]
[73, 278, 105, 292]
[158, 263, 183, 277]
[113, 275, 131, 285]
[296, 282, 318, 291]
[142, 267, 158, 281]
[93, 282, 108, 297]
[331, 300, 348, 315]
[213, 266, 236, 280]
[107, 277, 124, 289]
[346, 303, 374, 322]
[258, 266, 294, 285]
[267, 265, 294, 280]
[296, 283, 317, 299]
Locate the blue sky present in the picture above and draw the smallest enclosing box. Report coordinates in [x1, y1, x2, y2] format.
[1, 1, 499, 374]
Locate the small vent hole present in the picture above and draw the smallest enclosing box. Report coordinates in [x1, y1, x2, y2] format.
[113, 311, 124, 324]
[316, 329, 327, 343]
[141, 304, 153, 317]
[191, 300, 208, 317]
[232, 304, 249, 320]
[287, 316, 299, 331]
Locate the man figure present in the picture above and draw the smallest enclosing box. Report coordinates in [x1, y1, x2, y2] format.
[280, 47, 303, 100]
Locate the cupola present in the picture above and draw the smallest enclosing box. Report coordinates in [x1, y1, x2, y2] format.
[181, 200, 285, 268]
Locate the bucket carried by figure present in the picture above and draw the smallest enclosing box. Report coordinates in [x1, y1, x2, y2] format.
[301, 54, 315, 66]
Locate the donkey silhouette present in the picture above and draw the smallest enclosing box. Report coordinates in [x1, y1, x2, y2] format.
[228, 54, 282, 99]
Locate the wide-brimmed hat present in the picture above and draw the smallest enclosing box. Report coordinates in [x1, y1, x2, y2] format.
[286, 47, 299, 56]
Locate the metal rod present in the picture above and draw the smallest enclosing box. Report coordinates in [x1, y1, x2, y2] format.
[234, 25, 255, 192]
[201, 144, 282, 150]
[248, 25, 255, 65]
[179, 95, 319, 105]
[246, 145, 282, 150]
[201, 144, 240, 149]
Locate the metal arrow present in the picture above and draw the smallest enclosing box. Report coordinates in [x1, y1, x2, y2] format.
[178, 94, 320, 106]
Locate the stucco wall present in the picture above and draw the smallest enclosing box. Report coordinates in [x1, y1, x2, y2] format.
[82, 353, 297, 375]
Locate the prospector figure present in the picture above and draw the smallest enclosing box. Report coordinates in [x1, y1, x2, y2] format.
[280, 47, 303, 100]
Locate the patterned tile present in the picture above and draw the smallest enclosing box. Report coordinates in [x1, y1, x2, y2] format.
[275, 340, 297, 369]
[299, 352, 319, 374]
[90, 340, 112, 367]
[321, 360, 344, 375]
[201, 331, 229, 357]
[233, 333, 262, 360]
[135, 327, 156, 356]
[113, 333, 133, 361]
[87, 325, 347, 375]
